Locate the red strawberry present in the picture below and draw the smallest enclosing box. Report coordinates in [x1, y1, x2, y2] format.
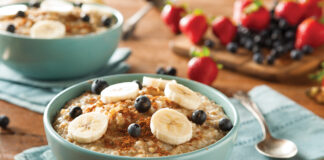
[188, 56, 218, 85]
[300, 0, 323, 20]
[180, 10, 208, 44]
[239, 0, 270, 32]
[233, 0, 252, 24]
[275, 1, 304, 26]
[212, 16, 237, 45]
[161, 4, 186, 34]
[295, 18, 324, 49]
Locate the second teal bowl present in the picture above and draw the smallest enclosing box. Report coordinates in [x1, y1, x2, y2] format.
[44, 74, 239, 160]
[0, 3, 123, 80]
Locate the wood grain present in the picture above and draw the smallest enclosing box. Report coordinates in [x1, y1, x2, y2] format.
[0, 0, 323, 160]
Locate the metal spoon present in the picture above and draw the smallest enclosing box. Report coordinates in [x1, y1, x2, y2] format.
[122, 0, 166, 40]
[234, 91, 298, 159]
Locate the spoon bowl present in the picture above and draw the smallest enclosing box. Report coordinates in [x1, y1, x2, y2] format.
[256, 137, 298, 158]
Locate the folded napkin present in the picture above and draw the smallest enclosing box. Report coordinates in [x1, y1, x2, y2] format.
[0, 48, 131, 113]
[14, 85, 324, 160]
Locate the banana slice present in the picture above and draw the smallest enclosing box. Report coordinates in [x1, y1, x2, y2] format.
[30, 20, 66, 39]
[164, 82, 201, 110]
[0, 4, 27, 17]
[82, 4, 112, 15]
[101, 82, 139, 103]
[40, 0, 74, 13]
[150, 108, 192, 145]
[142, 77, 175, 89]
[68, 112, 108, 143]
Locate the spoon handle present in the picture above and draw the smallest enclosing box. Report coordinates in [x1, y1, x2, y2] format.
[234, 91, 272, 139]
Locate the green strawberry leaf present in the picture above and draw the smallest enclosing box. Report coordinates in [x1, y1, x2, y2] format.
[202, 47, 210, 57]
[193, 9, 203, 15]
[244, 0, 263, 14]
[217, 64, 223, 69]
[190, 47, 210, 58]
[309, 61, 324, 83]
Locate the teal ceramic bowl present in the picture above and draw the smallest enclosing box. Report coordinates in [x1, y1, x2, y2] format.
[0, 3, 123, 80]
[44, 74, 239, 160]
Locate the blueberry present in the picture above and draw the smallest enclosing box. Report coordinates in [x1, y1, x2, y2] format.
[284, 30, 295, 40]
[244, 39, 254, 50]
[91, 79, 109, 94]
[253, 53, 264, 64]
[285, 41, 295, 51]
[102, 16, 112, 27]
[301, 45, 313, 54]
[290, 50, 303, 60]
[238, 26, 250, 36]
[275, 45, 285, 54]
[156, 67, 166, 75]
[239, 37, 247, 46]
[252, 45, 261, 54]
[81, 14, 90, 22]
[271, 29, 282, 40]
[69, 106, 82, 119]
[128, 123, 141, 137]
[134, 96, 151, 113]
[73, 2, 83, 7]
[133, 80, 143, 90]
[278, 18, 289, 29]
[270, 49, 280, 58]
[264, 39, 272, 48]
[204, 39, 215, 48]
[166, 66, 177, 76]
[6, 24, 15, 33]
[29, 1, 40, 8]
[0, 115, 9, 129]
[191, 110, 207, 125]
[226, 42, 238, 53]
[16, 11, 25, 17]
[272, 41, 281, 48]
[219, 118, 233, 131]
[266, 54, 276, 65]
[253, 35, 262, 44]
[259, 30, 269, 38]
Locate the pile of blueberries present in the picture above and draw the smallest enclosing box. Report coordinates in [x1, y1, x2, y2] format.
[225, 10, 313, 65]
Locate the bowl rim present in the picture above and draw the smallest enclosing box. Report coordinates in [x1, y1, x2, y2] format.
[0, 2, 124, 40]
[44, 73, 239, 159]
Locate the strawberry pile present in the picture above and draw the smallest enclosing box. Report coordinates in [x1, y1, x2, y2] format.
[161, 0, 324, 65]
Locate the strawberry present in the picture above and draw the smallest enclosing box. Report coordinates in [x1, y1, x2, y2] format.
[161, 4, 186, 34]
[275, 1, 304, 26]
[300, 0, 323, 20]
[212, 16, 237, 45]
[295, 18, 324, 49]
[238, 0, 270, 32]
[187, 48, 219, 85]
[179, 10, 208, 44]
[233, 0, 252, 24]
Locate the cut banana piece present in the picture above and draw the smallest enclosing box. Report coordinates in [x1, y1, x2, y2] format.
[40, 0, 74, 13]
[164, 82, 201, 110]
[0, 4, 27, 17]
[150, 108, 192, 145]
[68, 112, 108, 143]
[82, 4, 112, 15]
[101, 82, 139, 103]
[142, 77, 175, 89]
[30, 20, 66, 39]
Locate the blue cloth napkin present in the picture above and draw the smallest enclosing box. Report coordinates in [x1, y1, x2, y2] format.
[14, 85, 324, 160]
[0, 48, 131, 113]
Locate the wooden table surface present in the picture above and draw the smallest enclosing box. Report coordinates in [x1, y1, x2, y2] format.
[1, 0, 323, 159]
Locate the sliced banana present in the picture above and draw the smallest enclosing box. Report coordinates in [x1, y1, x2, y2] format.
[142, 77, 175, 89]
[30, 20, 66, 39]
[164, 82, 201, 110]
[82, 4, 112, 15]
[101, 82, 139, 103]
[68, 112, 108, 143]
[150, 108, 192, 145]
[40, 0, 74, 13]
[0, 4, 27, 18]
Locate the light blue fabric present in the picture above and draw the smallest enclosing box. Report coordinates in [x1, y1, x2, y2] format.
[0, 48, 131, 113]
[14, 85, 324, 160]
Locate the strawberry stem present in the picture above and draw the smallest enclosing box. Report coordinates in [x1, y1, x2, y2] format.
[193, 9, 203, 15]
[244, 0, 263, 14]
[217, 64, 223, 69]
[309, 62, 324, 83]
[190, 47, 210, 58]
[320, 17, 324, 24]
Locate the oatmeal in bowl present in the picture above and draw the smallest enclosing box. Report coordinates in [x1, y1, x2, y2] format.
[46, 74, 239, 159]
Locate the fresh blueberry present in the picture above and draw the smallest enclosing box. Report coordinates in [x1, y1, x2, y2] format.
[128, 123, 141, 137]
[271, 29, 282, 40]
[285, 41, 295, 51]
[226, 42, 238, 53]
[239, 37, 247, 46]
[166, 66, 177, 76]
[259, 30, 269, 38]
[156, 67, 167, 75]
[6, 24, 15, 33]
[191, 110, 207, 125]
[81, 14, 90, 22]
[0, 115, 9, 129]
[264, 39, 272, 48]
[275, 45, 285, 54]
[69, 106, 82, 119]
[102, 16, 112, 27]
[253, 35, 262, 44]
[133, 80, 143, 90]
[301, 45, 313, 54]
[290, 50, 303, 60]
[238, 26, 250, 36]
[272, 41, 281, 48]
[91, 79, 109, 94]
[244, 39, 254, 50]
[73, 2, 83, 7]
[29, 1, 40, 8]
[134, 96, 151, 113]
[278, 18, 289, 29]
[266, 54, 276, 65]
[270, 49, 280, 58]
[16, 11, 25, 17]
[219, 118, 233, 131]
[252, 45, 261, 54]
[284, 30, 295, 40]
[253, 53, 264, 64]
[204, 39, 215, 48]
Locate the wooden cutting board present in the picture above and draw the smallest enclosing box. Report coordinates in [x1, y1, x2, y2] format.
[169, 34, 324, 82]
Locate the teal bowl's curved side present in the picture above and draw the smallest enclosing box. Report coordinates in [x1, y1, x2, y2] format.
[44, 74, 239, 160]
[0, 5, 123, 80]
